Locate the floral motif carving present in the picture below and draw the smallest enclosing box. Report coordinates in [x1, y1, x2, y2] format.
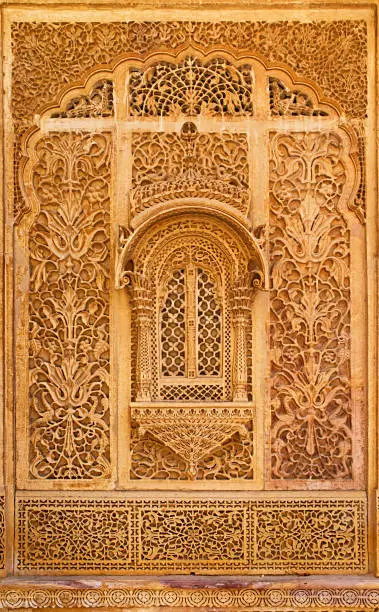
[17, 498, 131, 571]
[269, 131, 352, 481]
[255, 502, 363, 569]
[16, 495, 367, 573]
[131, 124, 249, 216]
[28, 132, 112, 480]
[138, 500, 248, 569]
[269, 77, 328, 117]
[51, 79, 114, 118]
[129, 57, 254, 117]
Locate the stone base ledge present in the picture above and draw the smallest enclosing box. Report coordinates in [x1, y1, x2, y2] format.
[1, 575, 379, 609]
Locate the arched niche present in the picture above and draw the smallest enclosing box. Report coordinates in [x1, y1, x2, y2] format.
[116, 209, 265, 405]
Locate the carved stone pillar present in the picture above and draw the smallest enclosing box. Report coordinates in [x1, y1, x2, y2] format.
[230, 277, 253, 402]
[128, 275, 154, 402]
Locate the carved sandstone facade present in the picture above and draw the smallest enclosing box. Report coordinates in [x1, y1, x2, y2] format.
[0, 3, 377, 609]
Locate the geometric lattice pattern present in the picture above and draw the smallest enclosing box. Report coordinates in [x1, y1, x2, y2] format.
[161, 269, 186, 377]
[197, 268, 222, 376]
[16, 494, 367, 574]
[160, 385, 224, 401]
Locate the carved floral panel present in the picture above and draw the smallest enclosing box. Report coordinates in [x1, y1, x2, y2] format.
[11, 20, 367, 129]
[269, 131, 352, 482]
[28, 132, 112, 480]
[9, 11, 370, 581]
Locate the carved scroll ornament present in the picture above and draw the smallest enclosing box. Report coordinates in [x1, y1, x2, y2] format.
[269, 77, 328, 117]
[51, 79, 114, 118]
[131, 123, 249, 217]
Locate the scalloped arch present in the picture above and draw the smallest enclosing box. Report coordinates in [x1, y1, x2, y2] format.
[34, 44, 341, 121]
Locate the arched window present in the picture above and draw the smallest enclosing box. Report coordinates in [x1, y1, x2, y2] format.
[118, 213, 264, 404]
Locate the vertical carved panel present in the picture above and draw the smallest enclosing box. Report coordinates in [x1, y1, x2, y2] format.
[269, 132, 352, 482]
[28, 132, 112, 480]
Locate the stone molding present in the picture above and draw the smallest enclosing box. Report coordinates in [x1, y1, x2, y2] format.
[1, 576, 379, 609]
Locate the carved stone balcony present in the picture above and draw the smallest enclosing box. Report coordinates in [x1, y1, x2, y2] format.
[131, 402, 254, 478]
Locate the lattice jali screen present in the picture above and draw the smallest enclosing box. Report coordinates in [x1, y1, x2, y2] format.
[7, 21, 370, 578]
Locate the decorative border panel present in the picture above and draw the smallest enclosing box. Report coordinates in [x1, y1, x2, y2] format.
[15, 494, 367, 574]
[2, 580, 379, 610]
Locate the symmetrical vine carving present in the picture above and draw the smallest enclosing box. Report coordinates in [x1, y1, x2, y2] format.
[131, 124, 249, 216]
[51, 80, 114, 118]
[269, 131, 352, 481]
[269, 77, 328, 117]
[28, 132, 112, 480]
[129, 56, 254, 117]
[16, 495, 367, 573]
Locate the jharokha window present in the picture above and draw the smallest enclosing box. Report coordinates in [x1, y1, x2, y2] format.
[119, 216, 264, 405]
